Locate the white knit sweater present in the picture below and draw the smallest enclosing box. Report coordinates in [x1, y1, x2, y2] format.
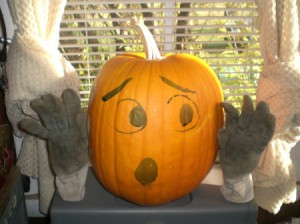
[5, 0, 79, 214]
[252, 0, 300, 214]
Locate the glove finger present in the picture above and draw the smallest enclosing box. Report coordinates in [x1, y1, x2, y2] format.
[217, 128, 230, 150]
[238, 95, 254, 129]
[249, 101, 270, 131]
[62, 89, 81, 127]
[41, 94, 68, 129]
[258, 113, 275, 149]
[19, 119, 48, 139]
[221, 102, 239, 128]
[77, 111, 88, 139]
[30, 98, 58, 131]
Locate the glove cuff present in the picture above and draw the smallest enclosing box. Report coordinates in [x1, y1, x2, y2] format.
[221, 174, 254, 203]
[55, 165, 89, 201]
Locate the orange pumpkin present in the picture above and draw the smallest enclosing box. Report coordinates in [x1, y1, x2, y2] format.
[88, 19, 224, 206]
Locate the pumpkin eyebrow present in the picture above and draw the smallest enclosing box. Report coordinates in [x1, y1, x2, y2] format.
[102, 77, 133, 101]
[160, 76, 196, 94]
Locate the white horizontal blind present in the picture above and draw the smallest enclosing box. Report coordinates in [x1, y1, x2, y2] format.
[60, 0, 262, 108]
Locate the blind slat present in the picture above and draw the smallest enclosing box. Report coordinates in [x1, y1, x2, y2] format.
[60, 24, 257, 32]
[66, 0, 256, 5]
[59, 33, 259, 39]
[63, 7, 257, 14]
[62, 15, 257, 23]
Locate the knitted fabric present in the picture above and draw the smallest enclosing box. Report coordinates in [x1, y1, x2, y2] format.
[221, 174, 254, 203]
[5, 0, 79, 214]
[17, 136, 55, 213]
[56, 165, 89, 201]
[252, 0, 300, 214]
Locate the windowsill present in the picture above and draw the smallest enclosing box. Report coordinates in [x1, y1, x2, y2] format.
[202, 164, 223, 186]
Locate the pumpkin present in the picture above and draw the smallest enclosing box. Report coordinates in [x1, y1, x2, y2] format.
[88, 19, 224, 206]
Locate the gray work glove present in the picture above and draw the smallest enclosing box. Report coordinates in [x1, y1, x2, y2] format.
[19, 89, 90, 201]
[218, 95, 275, 203]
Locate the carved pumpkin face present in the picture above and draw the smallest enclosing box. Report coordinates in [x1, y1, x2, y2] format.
[88, 52, 224, 206]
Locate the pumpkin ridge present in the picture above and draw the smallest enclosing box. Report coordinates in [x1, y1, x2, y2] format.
[155, 61, 164, 202]
[114, 58, 145, 199]
[158, 61, 165, 204]
[201, 62, 218, 186]
[96, 58, 131, 196]
[103, 60, 126, 197]
[158, 60, 169, 203]
[179, 61, 199, 196]
[122, 59, 150, 203]
[187, 67, 203, 188]
[190, 60, 213, 184]
[169, 56, 213, 189]
[89, 61, 117, 191]
[113, 91, 121, 199]
[173, 59, 187, 196]
[94, 84, 105, 186]
[161, 58, 187, 198]
[192, 58, 222, 183]
[144, 61, 156, 205]
[96, 60, 139, 196]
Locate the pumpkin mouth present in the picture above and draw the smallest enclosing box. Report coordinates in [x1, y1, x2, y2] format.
[134, 157, 158, 185]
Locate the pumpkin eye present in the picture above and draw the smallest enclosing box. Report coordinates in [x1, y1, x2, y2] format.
[115, 98, 147, 134]
[180, 103, 194, 127]
[129, 105, 147, 127]
[167, 95, 200, 132]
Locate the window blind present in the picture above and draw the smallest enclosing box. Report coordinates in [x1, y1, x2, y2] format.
[60, 0, 262, 108]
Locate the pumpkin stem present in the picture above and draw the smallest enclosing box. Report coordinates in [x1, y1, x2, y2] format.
[131, 18, 163, 60]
